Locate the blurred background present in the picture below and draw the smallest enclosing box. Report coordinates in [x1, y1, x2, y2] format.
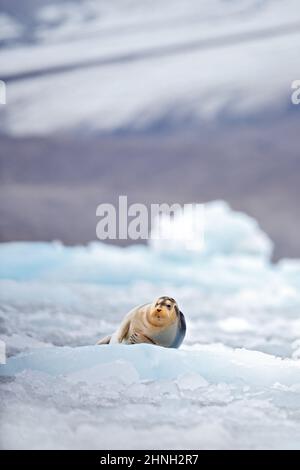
[0, 0, 299, 260]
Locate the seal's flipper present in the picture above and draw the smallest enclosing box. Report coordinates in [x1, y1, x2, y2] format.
[128, 331, 156, 345]
[96, 335, 111, 345]
[111, 318, 130, 343]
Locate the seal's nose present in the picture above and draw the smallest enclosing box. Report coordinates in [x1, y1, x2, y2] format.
[156, 308, 162, 313]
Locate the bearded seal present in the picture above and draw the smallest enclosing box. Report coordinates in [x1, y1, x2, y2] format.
[97, 296, 186, 348]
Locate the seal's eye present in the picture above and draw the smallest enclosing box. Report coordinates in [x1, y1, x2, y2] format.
[166, 304, 171, 309]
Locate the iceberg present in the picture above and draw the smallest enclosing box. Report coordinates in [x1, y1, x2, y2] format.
[0, 201, 276, 287]
[150, 201, 273, 259]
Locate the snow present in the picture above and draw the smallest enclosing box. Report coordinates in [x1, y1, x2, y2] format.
[0, 0, 299, 135]
[0, 14, 22, 42]
[1, 201, 300, 448]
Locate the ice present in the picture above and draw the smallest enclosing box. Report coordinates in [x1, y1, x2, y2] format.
[0, 202, 275, 287]
[4, 344, 300, 389]
[176, 372, 209, 391]
[2, 345, 300, 449]
[1, 201, 300, 448]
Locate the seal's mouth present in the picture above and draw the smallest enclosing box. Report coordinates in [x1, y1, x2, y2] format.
[155, 307, 170, 321]
[149, 307, 173, 327]
[155, 308, 162, 318]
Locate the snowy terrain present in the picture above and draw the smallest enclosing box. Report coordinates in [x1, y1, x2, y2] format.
[1, 201, 300, 449]
[0, 0, 300, 135]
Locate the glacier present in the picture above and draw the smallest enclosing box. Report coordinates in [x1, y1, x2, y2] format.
[1, 201, 300, 449]
[0, 0, 300, 135]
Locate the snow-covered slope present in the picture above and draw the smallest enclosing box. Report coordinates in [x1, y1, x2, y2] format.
[0, 0, 299, 135]
[1, 202, 300, 449]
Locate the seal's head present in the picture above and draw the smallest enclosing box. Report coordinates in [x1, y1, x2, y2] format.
[148, 296, 178, 327]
